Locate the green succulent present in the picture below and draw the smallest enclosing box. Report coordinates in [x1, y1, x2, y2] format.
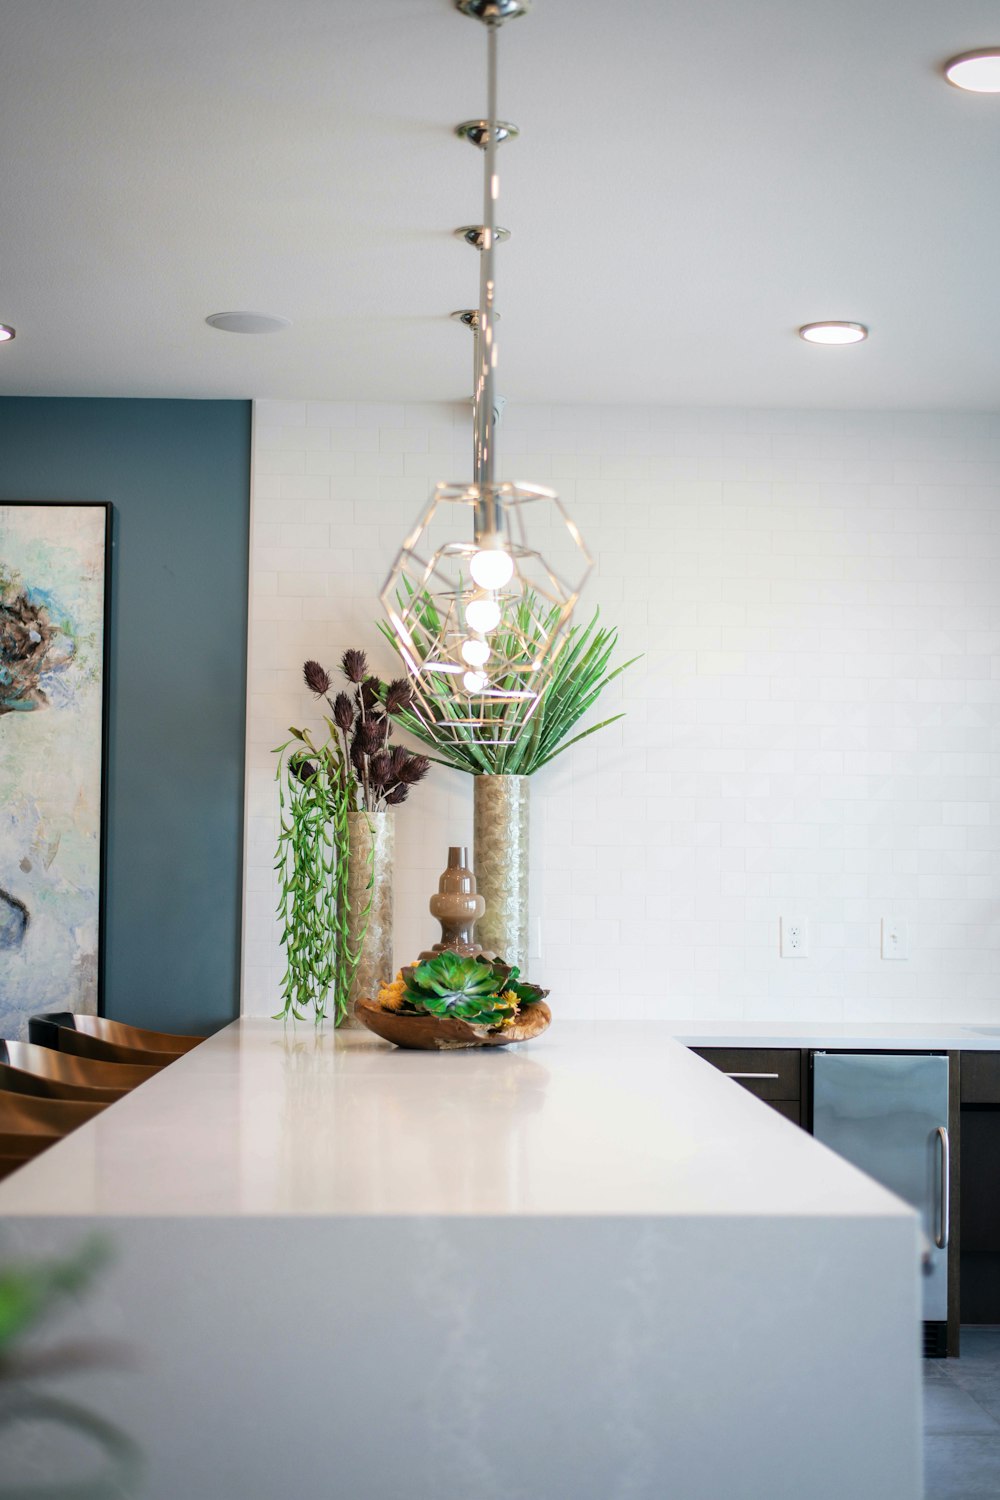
[487, 959, 548, 1009]
[401, 953, 502, 1022]
[398, 952, 548, 1027]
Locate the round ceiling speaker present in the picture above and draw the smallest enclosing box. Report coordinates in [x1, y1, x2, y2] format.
[205, 312, 291, 335]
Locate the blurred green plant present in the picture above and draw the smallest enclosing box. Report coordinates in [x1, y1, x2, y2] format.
[0, 1238, 109, 1362]
[0, 1237, 144, 1496]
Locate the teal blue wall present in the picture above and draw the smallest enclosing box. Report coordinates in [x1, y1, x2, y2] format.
[0, 398, 250, 1034]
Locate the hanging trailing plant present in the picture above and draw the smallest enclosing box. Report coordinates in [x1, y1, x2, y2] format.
[274, 650, 431, 1025]
[273, 727, 365, 1024]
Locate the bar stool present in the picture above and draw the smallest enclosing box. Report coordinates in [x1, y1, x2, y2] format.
[0, 1091, 107, 1183]
[0, 1040, 159, 1101]
[29, 1013, 202, 1067]
[0, 1058, 127, 1106]
[0, 1134, 52, 1180]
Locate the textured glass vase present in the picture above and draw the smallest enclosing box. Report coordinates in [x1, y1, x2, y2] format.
[473, 774, 529, 971]
[344, 810, 394, 1027]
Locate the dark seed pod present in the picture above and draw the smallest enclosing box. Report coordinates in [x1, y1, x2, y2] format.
[385, 677, 412, 714]
[398, 753, 431, 785]
[360, 718, 385, 756]
[360, 677, 384, 714]
[384, 784, 409, 806]
[291, 755, 318, 784]
[333, 692, 355, 732]
[303, 660, 332, 696]
[369, 750, 392, 789]
[341, 648, 368, 684]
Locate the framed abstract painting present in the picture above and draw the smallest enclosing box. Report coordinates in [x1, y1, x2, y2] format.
[0, 502, 111, 1037]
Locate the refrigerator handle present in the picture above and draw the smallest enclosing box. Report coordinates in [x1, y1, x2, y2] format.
[935, 1126, 950, 1250]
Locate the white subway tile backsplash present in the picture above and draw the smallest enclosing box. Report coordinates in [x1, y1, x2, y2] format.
[255, 399, 307, 428]
[242, 400, 1000, 1023]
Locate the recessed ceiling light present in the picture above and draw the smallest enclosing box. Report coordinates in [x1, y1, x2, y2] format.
[944, 50, 1000, 93]
[205, 311, 291, 335]
[798, 321, 868, 345]
[0, 324, 15, 343]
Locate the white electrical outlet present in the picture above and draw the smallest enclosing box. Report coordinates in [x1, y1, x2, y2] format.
[881, 919, 909, 961]
[780, 917, 809, 959]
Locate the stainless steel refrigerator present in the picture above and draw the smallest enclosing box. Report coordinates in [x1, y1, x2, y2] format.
[812, 1052, 950, 1323]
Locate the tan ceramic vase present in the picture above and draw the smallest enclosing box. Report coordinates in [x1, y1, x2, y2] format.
[419, 845, 492, 960]
[344, 810, 394, 1028]
[473, 774, 530, 971]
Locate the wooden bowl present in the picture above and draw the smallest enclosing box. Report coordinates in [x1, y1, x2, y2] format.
[355, 999, 551, 1051]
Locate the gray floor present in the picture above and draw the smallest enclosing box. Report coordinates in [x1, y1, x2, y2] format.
[925, 1329, 1000, 1499]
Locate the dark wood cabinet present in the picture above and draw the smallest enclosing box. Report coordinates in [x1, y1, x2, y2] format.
[959, 1052, 1000, 1327]
[767, 1098, 802, 1125]
[960, 1051, 1000, 1105]
[691, 1048, 802, 1124]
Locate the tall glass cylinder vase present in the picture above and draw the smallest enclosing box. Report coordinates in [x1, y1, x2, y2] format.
[344, 809, 394, 1027]
[473, 774, 530, 971]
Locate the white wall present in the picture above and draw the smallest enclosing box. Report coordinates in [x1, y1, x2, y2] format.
[244, 399, 1000, 1023]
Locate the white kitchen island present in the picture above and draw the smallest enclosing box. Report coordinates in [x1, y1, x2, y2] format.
[0, 1020, 923, 1499]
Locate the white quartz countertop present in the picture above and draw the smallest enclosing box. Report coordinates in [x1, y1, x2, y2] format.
[0, 1019, 914, 1220]
[665, 1020, 1000, 1049]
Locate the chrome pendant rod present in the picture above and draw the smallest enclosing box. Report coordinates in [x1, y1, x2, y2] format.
[473, 23, 500, 529]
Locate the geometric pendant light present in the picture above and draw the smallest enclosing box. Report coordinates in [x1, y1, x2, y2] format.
[380, 0, 592, 744]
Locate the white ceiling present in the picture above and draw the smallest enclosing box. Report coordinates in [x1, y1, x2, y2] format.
[1, 0, 999, 408]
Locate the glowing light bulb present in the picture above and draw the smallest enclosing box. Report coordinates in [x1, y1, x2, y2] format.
[798, 321, 868, 345]
[470, 546, 514, 590]
[466, 596, 501, 633]
[945, 50, 1000, 92]
[461, 638, 490, 667]
[463, 670, 487, 693]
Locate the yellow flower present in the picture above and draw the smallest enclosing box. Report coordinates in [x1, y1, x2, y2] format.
[497, 989, 519, 1019]
[378, 975, 408, 1012]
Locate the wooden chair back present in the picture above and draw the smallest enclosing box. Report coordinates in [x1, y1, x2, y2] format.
[0, 1091, 107, 1138]
[70, 1014, 202, 1053]
[0, 1133, 52, 1182]
[1, 1040, 158, 1095]
[0, 1059, 129, 1105]
[28, 1017, 182, 1067]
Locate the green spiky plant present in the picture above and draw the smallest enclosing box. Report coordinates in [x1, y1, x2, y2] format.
[392, 952, 548, 1028]
[378, 592, 640, 775]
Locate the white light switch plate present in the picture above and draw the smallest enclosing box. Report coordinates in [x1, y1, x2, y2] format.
[780, 917, 809, 958]
[881, 919, 909, 961]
